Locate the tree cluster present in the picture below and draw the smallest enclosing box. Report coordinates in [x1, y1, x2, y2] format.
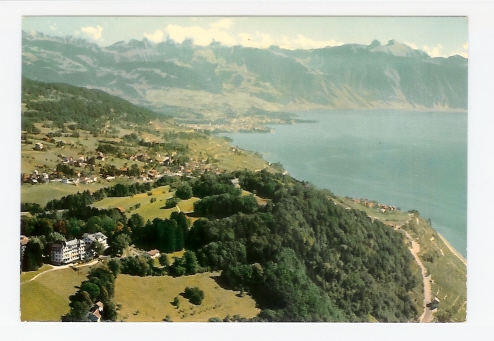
[183, 286, 205, 305]
[193, 194, 258, 218]
[63, 264, 117, 322]
[131, 212, 190, 254]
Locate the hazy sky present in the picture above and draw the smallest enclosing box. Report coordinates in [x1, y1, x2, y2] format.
[23, 16, 468, 57]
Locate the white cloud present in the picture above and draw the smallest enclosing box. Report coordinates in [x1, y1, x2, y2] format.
[239, 32, 275, 49]
[144, 29, 164, 43]
[404, 41, 418, 50]
[237, 32, 340, 50]
[279, 34, 343, 50]
[165, 23, 237, 46]
[422, 44, 443, 58]
[81, 25, 103, 40]
[210, 19, 232, 30]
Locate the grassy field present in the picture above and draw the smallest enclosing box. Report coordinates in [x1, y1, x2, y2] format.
[187, 138, 274, 173]
[177, 197, 199, 213]
[114, 272, 260, 322]
[20, 264, 53, 283]
[401, 216, 467, 322]
[130, 192, 177, 221]
[20, 266, 91, 321]
[21, 181, 114, 207]
[335, 196, 410, 226]
[241, 190, 269, 206]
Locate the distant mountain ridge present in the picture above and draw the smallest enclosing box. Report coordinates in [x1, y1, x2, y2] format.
[22, 31, 468, 118]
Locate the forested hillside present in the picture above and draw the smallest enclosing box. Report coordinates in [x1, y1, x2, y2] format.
[21, 77, 169, 135]
[22, 169, 419, 322]
[188, 171, 418, 321]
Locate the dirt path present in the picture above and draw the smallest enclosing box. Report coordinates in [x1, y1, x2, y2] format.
[21, 259, 100, 284]
[395, 215, 433, 323]
[402, 229, 433, 322]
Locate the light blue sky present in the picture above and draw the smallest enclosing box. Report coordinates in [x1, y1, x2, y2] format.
[22, 16, 468, 57]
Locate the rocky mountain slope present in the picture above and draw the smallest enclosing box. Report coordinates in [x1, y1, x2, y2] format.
[22, 31, 467, 119]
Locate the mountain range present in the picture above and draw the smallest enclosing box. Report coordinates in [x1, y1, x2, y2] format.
[22, 31, 468, 119]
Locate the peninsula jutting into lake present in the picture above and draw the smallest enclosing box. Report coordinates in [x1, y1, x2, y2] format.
[20, 16, 467, 323]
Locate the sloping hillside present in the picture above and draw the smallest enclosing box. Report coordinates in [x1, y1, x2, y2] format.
[22, 32, 467, 120]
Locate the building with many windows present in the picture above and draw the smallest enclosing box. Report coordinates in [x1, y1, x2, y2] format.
[82, 232, 108, 256]
[51, 239, 85, 265]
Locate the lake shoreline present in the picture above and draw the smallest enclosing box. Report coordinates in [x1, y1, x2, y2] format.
[437, 232, 467, 266]
[223, 109, 467, 258]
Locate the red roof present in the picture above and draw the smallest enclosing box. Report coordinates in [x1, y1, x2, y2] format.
[147, 249, 160, 257]
[92, 309, 101, 319]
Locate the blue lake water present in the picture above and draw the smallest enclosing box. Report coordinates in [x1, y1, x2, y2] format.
[223, 110, 467, 257]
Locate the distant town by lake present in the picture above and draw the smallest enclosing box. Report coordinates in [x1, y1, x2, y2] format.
[223, 110, 467, 257]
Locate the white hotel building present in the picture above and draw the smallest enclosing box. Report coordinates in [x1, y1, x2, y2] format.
[51, 239, 86, 265]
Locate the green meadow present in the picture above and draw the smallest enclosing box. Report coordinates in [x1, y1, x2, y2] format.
[20, 266, 91, 321]
[114, 272, 259, 322]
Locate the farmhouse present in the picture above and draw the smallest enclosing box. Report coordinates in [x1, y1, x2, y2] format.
[87, 301, 104, 322]
[34, 142, 43, 150]
[51, 239, 85, 265]
[146, 249, 160, 259]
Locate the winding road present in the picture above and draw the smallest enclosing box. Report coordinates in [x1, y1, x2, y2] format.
[395, 217, 433, 323]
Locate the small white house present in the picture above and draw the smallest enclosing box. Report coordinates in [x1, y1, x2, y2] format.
[82, 232, 109, 251]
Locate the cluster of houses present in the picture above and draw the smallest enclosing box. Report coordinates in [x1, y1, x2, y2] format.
[128, 152, 154, 163]
[24, 169, 50, 184]
[50, 232, 108, 266]
[353, 198, 397, 213]
[377, 204, 397, 213]
[23, 169, 100, 185]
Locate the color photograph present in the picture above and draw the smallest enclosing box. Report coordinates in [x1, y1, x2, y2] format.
[20, 15, 467, 323]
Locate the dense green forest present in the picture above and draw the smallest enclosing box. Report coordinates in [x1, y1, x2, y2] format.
[21, 77, 169, 134]
[187, 170, 418, 322]
[22, 170, 419, 322]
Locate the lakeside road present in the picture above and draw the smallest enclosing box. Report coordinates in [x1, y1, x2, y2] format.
[400, 227, 434, 323]
[437, 232, 467, 267]
[392, 214, 433, 323]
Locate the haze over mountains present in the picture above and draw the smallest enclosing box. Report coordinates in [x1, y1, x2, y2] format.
[22, 31, 467, 119]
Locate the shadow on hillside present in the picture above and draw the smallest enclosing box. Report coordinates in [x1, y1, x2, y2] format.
[210, 274, 235, 292]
